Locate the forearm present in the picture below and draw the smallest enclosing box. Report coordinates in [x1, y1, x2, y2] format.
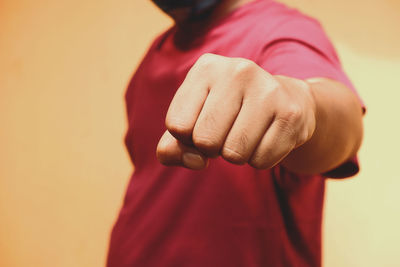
[157, 54, 364, 172]
[281, 77, 364, 174]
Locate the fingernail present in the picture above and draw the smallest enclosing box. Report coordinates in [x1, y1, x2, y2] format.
[182, 152, 207, 170]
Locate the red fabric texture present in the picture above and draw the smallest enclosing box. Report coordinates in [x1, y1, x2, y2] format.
[107, 0, 363, 266]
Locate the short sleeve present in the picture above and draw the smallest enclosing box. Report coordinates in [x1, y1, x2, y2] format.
[256, 20, 365, 178]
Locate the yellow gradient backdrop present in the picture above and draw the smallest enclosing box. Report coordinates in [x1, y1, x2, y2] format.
[0, 0, 399, 266]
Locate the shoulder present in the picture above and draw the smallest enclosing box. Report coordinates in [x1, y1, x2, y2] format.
[254, 0, 324, 32]
[251, 1, 340, 65]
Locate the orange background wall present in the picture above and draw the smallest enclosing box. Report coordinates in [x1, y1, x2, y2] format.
[1, 0, 399, 266]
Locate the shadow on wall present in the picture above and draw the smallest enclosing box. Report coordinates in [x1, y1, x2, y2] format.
[281, 0, 400, 59]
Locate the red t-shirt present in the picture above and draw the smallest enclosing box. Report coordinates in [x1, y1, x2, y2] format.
[107, 0, 363, 266]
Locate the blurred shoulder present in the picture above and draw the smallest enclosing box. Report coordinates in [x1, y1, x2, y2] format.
[253, 0, 339, 62]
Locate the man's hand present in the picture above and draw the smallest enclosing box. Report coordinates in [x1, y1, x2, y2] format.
[156, 53, 318, 170]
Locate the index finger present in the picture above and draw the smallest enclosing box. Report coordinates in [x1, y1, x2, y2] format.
[165, 54, 215, 144]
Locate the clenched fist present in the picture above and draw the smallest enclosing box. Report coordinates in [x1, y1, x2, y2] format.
[156, 53, 317, 170]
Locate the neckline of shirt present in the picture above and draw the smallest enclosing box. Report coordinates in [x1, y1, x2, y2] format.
[159, 0, 272, 51]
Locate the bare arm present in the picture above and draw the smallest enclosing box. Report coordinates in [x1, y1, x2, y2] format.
[279, 76, 363, 174]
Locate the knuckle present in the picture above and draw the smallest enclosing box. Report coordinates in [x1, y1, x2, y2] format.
[231, 59, 256, 78]
[279, 105, 303, 126]
[221, 133, 250, 164]
[195, 53, 216, 70]
[192, 134, 221, 154]
[165, 118, 192, 137]
[221, 146, 247, 164]
[248, 155, 268, 169]
[260, 78, 282, 100]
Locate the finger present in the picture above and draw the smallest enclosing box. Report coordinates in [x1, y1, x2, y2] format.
[156, 130, 209, 170]
[165, 57, 214, 145]
[221, 96, 274, 164]
[248, 118, 297, 169]
[192, 83, 243, 157]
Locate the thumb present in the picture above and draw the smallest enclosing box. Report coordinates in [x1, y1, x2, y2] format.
[156, 130, 209, 170]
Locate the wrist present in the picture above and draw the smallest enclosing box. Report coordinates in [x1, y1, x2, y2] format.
[274, 75, 318, 147]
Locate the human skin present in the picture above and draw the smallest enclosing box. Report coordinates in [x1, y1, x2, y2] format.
[155, 1, 364, 174]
